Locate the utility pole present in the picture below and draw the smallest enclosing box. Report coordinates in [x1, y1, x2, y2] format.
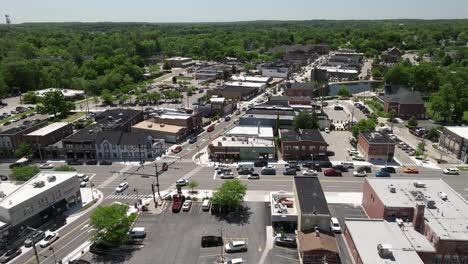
[49, 247, 58, 264]
[32, 241, 41, 264]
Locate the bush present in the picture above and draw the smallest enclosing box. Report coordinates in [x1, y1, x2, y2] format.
[10, 165, 40, 181]
[54, 165, 76, 171]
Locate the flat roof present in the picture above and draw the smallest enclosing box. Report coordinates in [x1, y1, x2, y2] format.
[226, 126, 274, 139]
[445, 126, 468, 140]
[210, 97, 225, 103]
[224, 81, 266, 88]
[166, 57, 191, 61]
[366, 178, 468, 241]
[158, 114, 191, 120]
[0, 171, 78, 209]
[212, 136, 274, 148]
[26, 122, 69, 136]
[231, 75, 271, 83]
[271, 192, 296, 216]
[345, 219, 425, 264]
[294, 176, 329, 215]
[360, 132, 395, 144]
[133, 121, 185, 133]
[241, 114, 295, 120]
[35, 88, 85, 97]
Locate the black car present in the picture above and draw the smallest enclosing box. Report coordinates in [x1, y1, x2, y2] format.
[254, 160, 268, 167]
[24, 230, 45, 248]
[99, 160, 113, 165]
[0, 248, 22, 263]
[238, 167, 253, 175]
[275, 236, 297, 248]
[0, 175, 7, 181]
[286, 162, 300, 171]
[201, 236, 223, 248]
[381, 167, 396, 173]
[67, 160, 84, 165]
[188, 137, 198, 144]
[69, 260, 91, 264]
[357, 166, 372, 173]
[283, 168, 297, 175]
[332, 165, 348, 172]
[319, 161, 333, 168]
[85, 159, 98, 165]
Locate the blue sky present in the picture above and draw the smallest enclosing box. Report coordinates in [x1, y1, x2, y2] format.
[3, 0, 468, 23]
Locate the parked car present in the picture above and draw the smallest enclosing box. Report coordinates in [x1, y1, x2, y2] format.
[443, 168, 460, 175]
[340, 162, 354, 168]
[238, 167, 253, 175]
[274, 236, 297, 248]
[202, 199, 211, 211]
[283, 168, 297, 175]
[115, 182, 129, 192]
[357, 166, 372, 173]
[324, 168, 342, 177]
[403, 168, 419, 174]
[182, 200, 192, 211]
[99, 160, 112, 165]
[69, 260, 91, 264]
[173, 146, 182, 153]
[225, 241, 247, 253]
[324, 128, 330, 133]
[330, 217, 342, 233]
[172, 199, 183, 213]
[188, 137, 198, 144]
[24, 230, 45, 248]
[207, 125, 215, 132]
[39, 232, 59, 248]
[201, 236, 223, 248]
[224, 258, 244, 264]
[0, 248, 22, 263]
[220, 173, 235, 179]
[381, 167, 396, 173]
[39, 163, 54, 169]
[332, 165, 348, 172]
[129, 227, 146, 239]
[85, 159, 98, 165]
[67, 160, 83, 165]
[247, 173, 260, 179]
[352, 155, 365, 161]
[0, 175, 8, 181]
[254, 160, 268, 167]
[80, 181, 87, 188]
[302, 169, 318, 176]
[375, 170, 391, 177]
[225, 116, 231, 122]
[176, 179, 188, 186]
[261, 166, 276, 175]
[353, 171, 367, 177]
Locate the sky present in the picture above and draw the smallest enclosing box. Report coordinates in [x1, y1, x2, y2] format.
[2, 0, 468, 24]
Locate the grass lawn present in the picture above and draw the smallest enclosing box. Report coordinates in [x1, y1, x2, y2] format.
[0, 109, 35, 124]
[61, 112, 86, 122]
[464, 111, 468, 122]
[364, 98, 390, 118]
[457, 166, 468, 171]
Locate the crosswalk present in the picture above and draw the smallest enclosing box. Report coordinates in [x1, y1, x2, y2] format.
[105, 193, 154, 200]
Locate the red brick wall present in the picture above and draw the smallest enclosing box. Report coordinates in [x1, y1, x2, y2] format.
[362, 179, 386, 218]
[285, 89, 315, 97]
[281, 141, 328, 160]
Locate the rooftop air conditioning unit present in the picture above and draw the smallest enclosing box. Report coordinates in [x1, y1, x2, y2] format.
[0, 191, 5, 198]
[438, 192, 448, 201]
[413, 181, 426, 188]
[217, 142, 222, 146]
[148, 124, 153, 128]
[160, 123, 165, 127]
[377, 244, 393, 258]
[33, 181, 45, 188]
[388, 184, 396, 193]
[231, 138, 235, 141]
[426, 200, 436, 208]
[47, 175, 56, 182]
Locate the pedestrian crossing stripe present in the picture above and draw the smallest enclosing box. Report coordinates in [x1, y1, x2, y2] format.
[106, 194, 154, 200]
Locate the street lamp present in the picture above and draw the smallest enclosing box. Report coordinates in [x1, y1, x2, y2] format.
[49, 247, 58, 264]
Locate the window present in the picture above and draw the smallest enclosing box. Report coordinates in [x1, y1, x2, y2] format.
[285, 146, 291, 151]
[112, 145, 116, 150]
[293, 146, 300, 151]
[97, 144, 101, 149]
[301, 146, 306, 151]
[309, 146, 315, 151]
[113, 153, 117, 158]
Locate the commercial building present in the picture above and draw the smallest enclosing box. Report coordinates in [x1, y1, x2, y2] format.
[151, 111, 202, 132]
[132, 121, 186, 144]
[224, 81, 266, 93]
[239, 113, 294, 129]
[24, 122, 73, 158]
[271, 191, 297, 231]
[62, 109, 143, 160]
[258, 62, 291, 78]
[282, 44, 329, 64]
[283, 82, 319, 97]
[314, 67, 359, 81]
[297, 230, 340, 264]
[34, 88, 85, 100]
[362, 178, 468, 262]
[209, 97, 236, 116]
[208, 136, 275, 162]
[280, 129, 328, 161]
[0, 119, 48, 158]
[163, 57, 194, 68]
[357, 132, 395, 162]
[208, 81, 265, 101]
[193, 65, 232, 82]
[439, 126, 468, 164]
[328, 50, 364, 68]
[230, 75, 271, 83]
[95, 131, 164, 161]
[378, 85, 426, 119]
[225, 125, 274, 140]
[0, 171, 81, 245]
[344, 219, 430, 264]
[266, 96, 313, 107]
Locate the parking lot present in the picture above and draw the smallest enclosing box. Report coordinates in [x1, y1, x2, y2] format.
[321, 130, 354, 162]
[83, 202, 269, 264]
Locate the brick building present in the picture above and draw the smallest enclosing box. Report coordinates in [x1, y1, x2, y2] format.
[297, 231, 340, 264]
[24, 122, 73, 159]
[0, 119, 48, 158]
[280, 129, 328, 160]
[357, 132, 395, 162]
[283, 82, 318, 97]
[362, 178, 468, 263]
[378, 85, 426, 119]
[163, 57, 194, 68]
[151, 111, 202, 133]
[439, 126, 468, 164]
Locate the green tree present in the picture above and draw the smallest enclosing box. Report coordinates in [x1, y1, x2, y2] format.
[36, 90, 75, 118]
[337, 86, 351, 97]
[425, 128, 440, 142]
[162, 62, 171, 70]
[100, 89, 116, 104]
[211, 179, 247, 209]
[15, 143, 33, 158]
[187, 181, 199, 193]
[416, 141, 426, 157]
[408, 116, 418, 128]
[90, 204, 134, 246]
[352, 118, 377, 138]
[23, 91, 39, 104]
[384, 63, 411, 86]
[293, 111, 319, 130]
[10, 165, 40, 181]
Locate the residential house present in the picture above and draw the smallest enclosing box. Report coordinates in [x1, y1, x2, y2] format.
[0, 119, 48, 158]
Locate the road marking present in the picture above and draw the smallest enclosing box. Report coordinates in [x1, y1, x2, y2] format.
[213, 171, 217, 180]
[87, 228, 95, 233]
[80, 224, 89, 231]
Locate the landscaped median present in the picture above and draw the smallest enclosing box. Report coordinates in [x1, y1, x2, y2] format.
[364, 98, 390, 118]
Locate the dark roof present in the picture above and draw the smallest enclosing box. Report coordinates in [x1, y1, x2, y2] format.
[63, 123, 101, 143]
[284, 82, 317, 91]
[247, 109, 295, 116]
[269, 96, 312, 101]
[294, 176, 330, 215]
[0, 119, 47, 135]
[120, 132, 154, 145]
[297, 231, 338, 253]
[360, 132, 395, 144]
[280, 129, 327, 143]
[381, 86, 424, 105]
[96, 131, 122, 145]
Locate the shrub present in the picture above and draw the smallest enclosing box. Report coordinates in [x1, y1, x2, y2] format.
[54, 165, 76, 171]
[10, 165, 40, 181]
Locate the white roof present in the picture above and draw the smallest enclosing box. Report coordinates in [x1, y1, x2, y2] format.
[231, 75, 270, 83]
[345, 219, 426, 264]
[213, 136, 274, 148]
[367, 178, 468, 241]
[166, 57, 191, 61]
[27, 122, 69, 136]
[210, 97, 225, 103]
[224, 81, 266, 88]
[35, 88, 85, 98]
[0, 171, 78, 209]
[226, 126, 274, 139]
[445, 126, 468, 139]
[159, 114, 191, 120]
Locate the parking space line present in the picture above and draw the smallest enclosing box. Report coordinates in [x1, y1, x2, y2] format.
[213, 171, 217, 180]
[275, 254, 300, 262]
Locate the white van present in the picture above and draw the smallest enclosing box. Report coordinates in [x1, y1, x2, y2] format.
[202, 199, 211, 211]
[129, 227, 146, 239]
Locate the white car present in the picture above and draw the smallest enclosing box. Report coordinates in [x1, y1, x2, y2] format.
[115, 182, 129, 193]
[225, 241, 247, 253]
[353, 171, 367, 177]
[39, 232, 59, 248]
[80, 181, 87, 188]
[330, 217, 342, 233]
[77, 173, 85, 178]
[443, 168, 460, 175]
[352, 155, 365, 161]
[220, 174, 235, 179]
[82, 175, 90, 182]
[302, 169, 318, 176]
[176, 179, 188, 186]
[182, 200, 192, 211]
[224, 258, 244, 264]
[40, 163, 54, 169]
[247, 173, 260, 179]
[324, 128, 330, 133]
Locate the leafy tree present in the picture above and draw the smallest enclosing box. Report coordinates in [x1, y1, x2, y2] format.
[15, 143, 33, 158]
[163, 90, 181, 99]
[425, 128, 440, 142]
[10, 165, 40, 181]
[352, 118, 377, 138]
[100, 89, 116, 104]
[148, 92, 161, 104]
[23, 91, 39, 104]
[416, 141, 426, 157]
[172, 76, 177, 84]
[384, 63, 411, 86]
[90, 204, 134, 246]
[187, 181, 199, 193]
[337, 86, 351, 97]
[293, 111, 319, 130]
[36, 90, 75, 118]
[408, 116, 418, 128]
[162, 62, 171, 70]
[54, 165, 76, 171]
[211, 179, 247, 209]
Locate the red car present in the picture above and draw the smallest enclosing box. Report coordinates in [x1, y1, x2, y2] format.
[207, 125, 215, 132]
[172, 146, 182, 153]
[172, 199, 182, 213]
[161, 162, 168, 171]
[324, 168, 342, 177]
